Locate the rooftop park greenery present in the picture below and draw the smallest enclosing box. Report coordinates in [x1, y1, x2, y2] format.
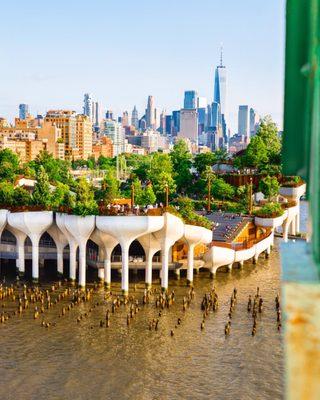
[254, 202, 284, 219]
[258, 175, 280, 201]
[281, 175, 305, 187]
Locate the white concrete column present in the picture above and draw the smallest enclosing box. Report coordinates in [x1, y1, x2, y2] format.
[78, 243, 87, 288]
[239, 260, 244, 268]
[16, 235, 26, 274]
[210, 268, 216, 279]
[227, 263, 232, 272]
[187, 243, 195, 285]
[57, 245, 64, 275]
[161, 245, 170, 291]
[69, 242, 78, 281]
[145, 250, 154, 288]
[289, 217, 296, 236]
[121, 243, 130, 294]
[104, 255, 111, 288]
[30, 234, 40, 281]
[266, 245, 271, 258]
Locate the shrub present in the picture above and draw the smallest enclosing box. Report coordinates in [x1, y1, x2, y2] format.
[281, 175, 304, 187]
[254, 202, 284, 218]
[12, 187, 32, 206]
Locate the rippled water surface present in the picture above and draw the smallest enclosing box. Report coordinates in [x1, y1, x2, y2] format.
[0, 249, 283, 400]
[2, 202, 309, 400]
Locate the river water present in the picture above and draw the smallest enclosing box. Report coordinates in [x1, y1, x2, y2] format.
[0, 203, 307, 400]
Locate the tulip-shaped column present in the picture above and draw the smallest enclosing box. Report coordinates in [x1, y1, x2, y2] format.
[154, 213, 184, 292]
[183, 225, 212, 286]
[8, 211, 53, 281]
[47, 223, 68, 277]
[97, 216, 164, 294]
[56, 213, 78, 282]
[91, 229, 118, 288]
[7, 226, 26, 275]
[64, 215, 95, 288]
[138, 233, 161, 289]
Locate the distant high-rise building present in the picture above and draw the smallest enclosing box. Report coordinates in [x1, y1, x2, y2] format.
[184, 90, 198, 109]
[238, 105, 250, 141]
[100, 119, 125, 156]
[211, 101, 221, 129]
[179, 109, 198, 144]
[197, 107, 206, 135]
[105, 110, 113, 120]
[122, 111, 129, 127]
[83, 93, 93, 120]
[165, 115, 173, 135]
[146, 95, 155, 128]
[250, 108, 260, 136]
[140, 118, 147, 131]
[172, 110, 180, 135]
[19, 104, 29, 120]
[131, 106, 139, 129]
[213, 48, 227, 142]
[160, 110, 166, 134]
[94, 102, 99, 127]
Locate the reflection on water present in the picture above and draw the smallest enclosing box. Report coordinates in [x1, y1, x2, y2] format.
[2, 202, 310, 400]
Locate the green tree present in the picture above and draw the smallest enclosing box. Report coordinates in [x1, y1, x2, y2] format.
[32, 151, 72, 185]
[243, 136, 269, 169]
[152, 171, 176, 203]
[141, 185, 156, 206]
[33, 166, 52, 208]
[256, 116, 281, 164]
[12, 186, 32, 206]
[132, 178, 144, 205]
[259, 175, 280, 201]
[73, 178, 98, 216]
[194, 152, 216, 175]
[0, 149, 20, 181]
[103, 169, 120, 203]
[0, 182, 14, 205]
[51, 182, 73, 209]
[211, 178, 235, 200]
[170, 140, 193, 193]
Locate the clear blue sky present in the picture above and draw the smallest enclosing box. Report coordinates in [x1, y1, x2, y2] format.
[0, 0, 285, 132]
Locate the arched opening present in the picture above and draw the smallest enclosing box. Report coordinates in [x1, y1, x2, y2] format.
[111, 240, 147, 283]
[0, 229, 17, 278]
[37, 232, 57, 281]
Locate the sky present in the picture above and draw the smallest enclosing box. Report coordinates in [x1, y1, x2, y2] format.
[0, 0, 285, 133]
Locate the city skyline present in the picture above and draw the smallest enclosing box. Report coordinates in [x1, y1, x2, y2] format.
[0, 0, 285, 132]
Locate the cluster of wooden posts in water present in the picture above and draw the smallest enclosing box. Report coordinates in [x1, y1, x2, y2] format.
[0, 279, 281, 338]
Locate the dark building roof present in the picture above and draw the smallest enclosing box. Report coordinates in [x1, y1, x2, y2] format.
[207, 212, 253, 242]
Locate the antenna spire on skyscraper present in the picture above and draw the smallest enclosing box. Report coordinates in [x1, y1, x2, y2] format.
[220, 43, 223, 67]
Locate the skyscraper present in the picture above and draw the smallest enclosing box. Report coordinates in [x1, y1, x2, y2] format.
[146, 95, 155, 128]
[122, 111, 129, 127]
[19, 104, 29, 120]
[213, 48, 227, 142]
[184, 90, 198, 109]
[172, 110, 180, 136]
[94, 102, 99, 127]
[83, 93, 93, 120]
[250, 108, 260, 136]
[165, 115, 172, 135]
[160, 110, 166, 134]
[179, 109, 198, 144]
[105, 110, 114, 120]
[238, 105, 250, 141]
[131, 106, 139, 129]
